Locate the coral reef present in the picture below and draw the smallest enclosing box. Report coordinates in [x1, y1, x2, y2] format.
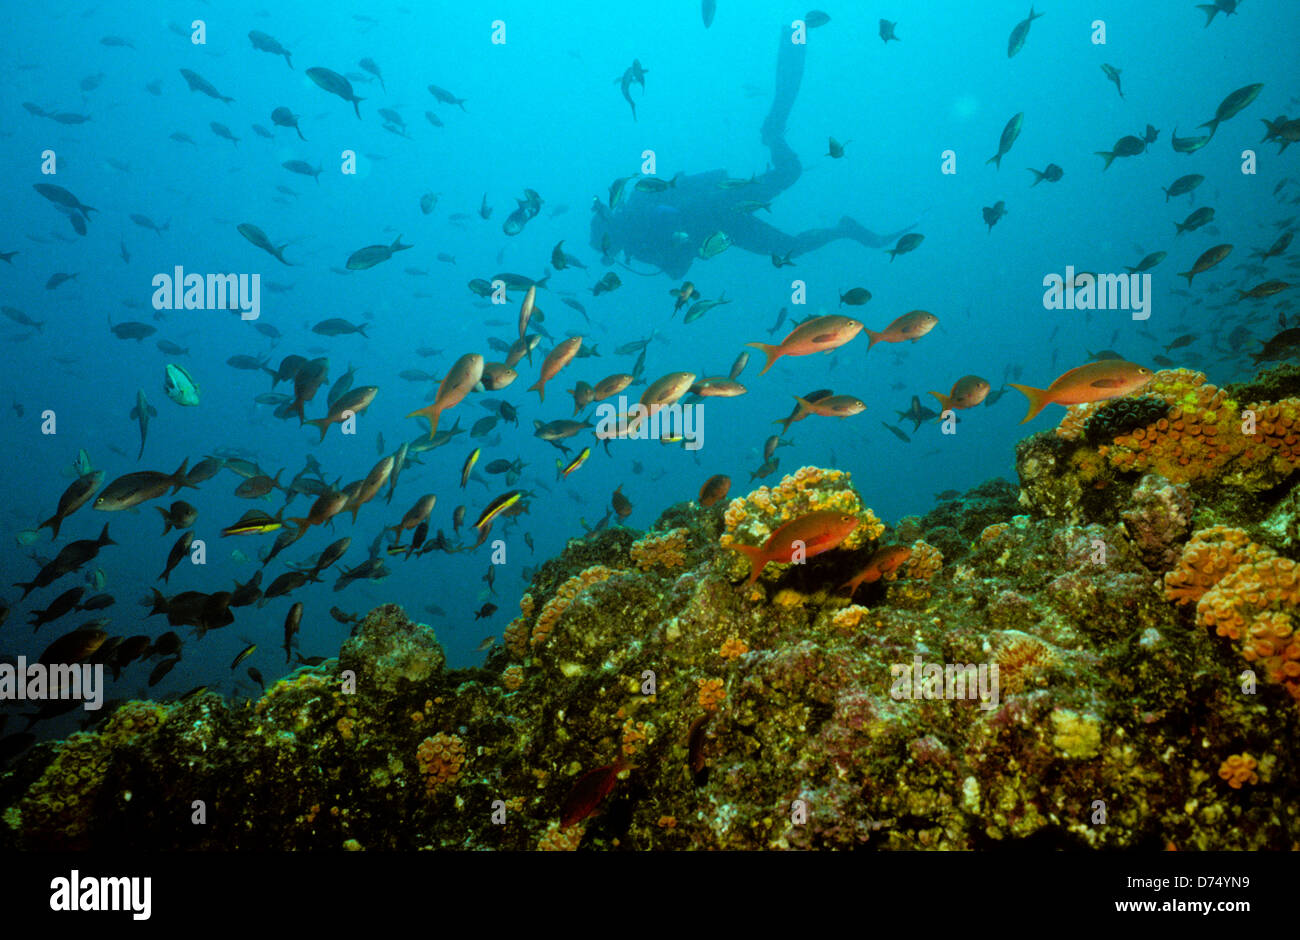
[1119, 474, 1194, 572]
[3, 440, 1298, 850]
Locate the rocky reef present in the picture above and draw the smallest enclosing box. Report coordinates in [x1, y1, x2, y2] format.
[2, 367, 1298, 850]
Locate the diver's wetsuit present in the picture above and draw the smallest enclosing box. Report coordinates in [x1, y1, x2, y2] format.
[591, 25, 901, 279]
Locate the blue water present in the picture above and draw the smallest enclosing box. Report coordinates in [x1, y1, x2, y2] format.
[1, 0, 1295, 735]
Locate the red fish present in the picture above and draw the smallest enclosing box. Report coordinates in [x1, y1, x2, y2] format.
[730, 510, 859, 587]
[560, 757, 630, 829]
[840, 544, 912, 595]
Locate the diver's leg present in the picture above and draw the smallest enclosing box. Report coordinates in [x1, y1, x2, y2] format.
[728, 214, 900, 258]
[760, 25, 804, 146]
[751, 26, 806, 200]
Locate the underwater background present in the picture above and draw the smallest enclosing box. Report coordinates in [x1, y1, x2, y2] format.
[1, 0, 1299, 850]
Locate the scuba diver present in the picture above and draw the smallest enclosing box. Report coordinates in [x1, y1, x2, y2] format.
[590, 24, 913, 280]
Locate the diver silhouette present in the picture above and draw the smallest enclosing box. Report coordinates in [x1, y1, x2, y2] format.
[590, 25, 911, 280]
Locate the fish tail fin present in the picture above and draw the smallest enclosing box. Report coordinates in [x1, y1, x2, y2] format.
[147, 588, 169, 616]
[284, 52, 293, 69]
[353, 98, 363, 119]
[38, 514, 59, 539]
[928, 390, 953, 413]
[864, 329, 884, 351]
[1174, 222, 1186, 235]
[528, 379, 545, 401]
[1177, 269, 1195, 286]
[171, 458, 191, 491]
[1008, 383, 1049, 423]
[986, 153, 1002, 169]
[746, 341, 780, 375]
[98, 523, 114, 547]
[1095, 150, 1115, 170]
[1162, 186, 1171, 201]
[1198, 118, 1219, 134]
[731, 543, 768, 587]
[296, 127, 306, 141]
[1030, 6, 1043, 20]
[1028, 167, 1044, 186]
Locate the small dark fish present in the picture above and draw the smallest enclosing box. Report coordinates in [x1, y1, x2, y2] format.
[881, 422, 910, 443]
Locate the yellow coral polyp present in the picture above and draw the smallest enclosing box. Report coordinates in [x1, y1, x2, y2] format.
[1218, 753, 1259, 789]
[1168, 528, 1300, 702]
[530, 565, 617, 649]
[416, 732, 467, 793]
[697, 677, 725, 712]
[902, 540, 944, 581]
[831, 605, 870, 632]
[630, 527, 691, 570]
[720, 636, 749, 660]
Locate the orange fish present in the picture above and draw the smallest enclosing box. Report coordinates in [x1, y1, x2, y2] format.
[1010, 360, 1153, 423]
[698, 474, 731, 507]
[730, 509, 859, 587]
[792, 393, 866, 417]
[529, 336, 582, 401]
[928, 375, 991, 411]
[746, 315, 863, 375]
[518, 284, 537, 351]
[774, 389, 832, 433]
[481, 362, 518, 391]
[690, 377, 746, 397]
[592, 373, 634, 400]
[640, 371, 695, 409]
[344, 455, 394, 522]
[841, 544, 912, 595]
[406, 352, 484, 438]
[304, 386, 377, 442]
[865, 310, 938, 351]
